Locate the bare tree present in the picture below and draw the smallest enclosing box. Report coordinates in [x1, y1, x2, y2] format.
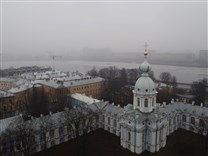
[38, 114, 54, 152]
[62, 106, 97, 137]
[160, 72, 172, 84]
[128, 69, 139, 85]
[198, 117, 208, 156]
[170, 76, 177, 87]
[87, 66, 98, 77]
[62, 106, 98, 155]
[191, 78, 207, 105]
[2, 116, 36, 156]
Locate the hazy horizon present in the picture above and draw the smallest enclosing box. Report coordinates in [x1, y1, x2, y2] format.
[1, 1, 207, 60]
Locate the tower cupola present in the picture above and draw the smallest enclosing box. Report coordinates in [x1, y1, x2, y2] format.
[133, 43, 157, 113]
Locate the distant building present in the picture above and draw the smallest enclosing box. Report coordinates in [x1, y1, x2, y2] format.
[198, 50, 208, 66]
[0, 66, 52, 77]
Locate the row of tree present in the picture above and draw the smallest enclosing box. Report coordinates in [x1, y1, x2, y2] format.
[87, 67, 177, 104]
[88, 66, 155, 88]
[159, 72, 177, 87]
[88, 66, 207, 106]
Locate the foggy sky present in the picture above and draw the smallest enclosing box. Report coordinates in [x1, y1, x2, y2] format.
[1, 1, 207, 58]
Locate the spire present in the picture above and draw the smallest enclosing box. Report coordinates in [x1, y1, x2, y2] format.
[144, 42, 148, 56]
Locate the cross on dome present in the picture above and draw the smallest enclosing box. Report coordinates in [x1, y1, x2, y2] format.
[139, 42, 151, 73]
[144, 42, 148, 56]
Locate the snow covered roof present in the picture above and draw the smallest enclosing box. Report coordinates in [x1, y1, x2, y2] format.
[0, 78, 15, 82]
[104, 104, 124, 116]
[39, 77, 105, 88]
[165, 102, 208, 117]
[0, 115, 18, 135]
[89, 101, 124, 116]
[71, 93, 100, 105]
[8, 83, 33, 94]
[0, 90, 14, 98]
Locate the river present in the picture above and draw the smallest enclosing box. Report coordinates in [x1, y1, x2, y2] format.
[2, 60, 207, 84]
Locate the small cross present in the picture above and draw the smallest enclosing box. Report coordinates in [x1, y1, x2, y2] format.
[144, 42, 148, 49]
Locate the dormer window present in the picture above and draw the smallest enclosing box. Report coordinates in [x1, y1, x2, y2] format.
[145, 99, 148, 107]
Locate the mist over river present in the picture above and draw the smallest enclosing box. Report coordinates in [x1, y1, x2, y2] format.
[2, 60, 207, 84]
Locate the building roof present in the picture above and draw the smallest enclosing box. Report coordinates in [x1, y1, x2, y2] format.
[88, 101, 124, 116]
[71, 93, 100, 105]
[0, 115, 18, 135]
[0, 78, 16, 82]
[8, 83, 33, 94]
[0, 90, 14, 98]
[165, 102, 208, 117]
[134, 75, 157, 95]
[39, 77, 105, 89]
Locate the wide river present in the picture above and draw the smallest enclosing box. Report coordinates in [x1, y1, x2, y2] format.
[2, 60, 208, 84]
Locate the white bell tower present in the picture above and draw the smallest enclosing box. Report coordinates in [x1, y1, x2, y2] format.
[133, 43, 157, 113]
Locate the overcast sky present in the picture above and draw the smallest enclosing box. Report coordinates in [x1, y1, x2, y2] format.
[1, 1, 207, 58]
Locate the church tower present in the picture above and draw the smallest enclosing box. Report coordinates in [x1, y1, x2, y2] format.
[133, 43, 157, 112]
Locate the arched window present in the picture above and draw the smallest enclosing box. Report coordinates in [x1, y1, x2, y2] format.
[142, 133, 145, 142]
[128, 131, 131, 141]
[190, 117, 195, 125]
[182, 115, 186, 122]
[199, 119, 204, 127]
[177, 115, 180, 121]
[108, 117, 110, 125]
[144, 99, 148, 107]
[152, 98, 154, 107]
[137, 98, 140, 107]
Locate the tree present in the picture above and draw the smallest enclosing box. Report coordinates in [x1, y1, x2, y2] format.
[191, 78, 207, 105]
[2, 116, 36, 156]
[62, 106, 97, 138]
[62, 106, 98, 155]
[170, 76, 177, 87]
[197, 117, 208, 156]
[87, 67, 98, 77]
[128, 69, 139, 85]
[98, 68, 109, 79]
[38, 114, 54, 152]
[120, 68, 128, 86]
[160, 72, 172, 84]
[108, 66, 118, 80]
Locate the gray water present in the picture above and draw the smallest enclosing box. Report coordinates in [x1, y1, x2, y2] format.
[2, 60, 208, 84]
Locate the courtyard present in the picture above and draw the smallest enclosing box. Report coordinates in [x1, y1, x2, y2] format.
[34, 128, 207, 156]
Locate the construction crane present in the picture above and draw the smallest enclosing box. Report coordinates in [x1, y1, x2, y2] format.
[50, 55, 62, 70]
